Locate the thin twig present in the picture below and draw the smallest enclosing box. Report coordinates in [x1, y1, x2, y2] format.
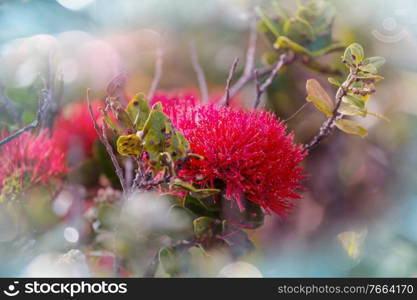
[124, 157, 134, 188]
[0, 83, 21, 124]
[220, 22, 259, 103]
[254, 69, 261, 108]
[87, 89, 128, 193]
[189, 41, 209, 104]
[0, 81, 50, 147]
[233, 21, 258, 94]
[0, 120, 38, 147]
[284, 103, 308, 122]
[303, 71, 357, 152]
[148, 44, 163, 100]
[253, 52, 294, 109]
[228, 64, 274, 100]
[223, 57, 239, 106]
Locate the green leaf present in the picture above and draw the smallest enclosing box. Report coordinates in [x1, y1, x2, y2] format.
[159, 246, 191, 277]
[335, 119, 368, 137]
[306, 79, 334, 117]
[125, 93, 150, 130]
[343, 95, 365, 109]
[343, 43, 364, 65]
[183, 194, 219, 218]
[99, 108, 124, 136]
[328, 77, 341, 87]
[363, 56, 386, 69]
[356, 74, 384, 82]
[173, 181, 220, 199]
[141, 102, 170, 170]
[283, 17, 315, 44]
[109, 97, 135, 130]
[297, 0, 336, 34]
[272, 1, 289, 21]
[165, 129, 190, 163]
[359, 63, 377, 74]
[256, 7, 281, 37]
[193, 216, 221, 239]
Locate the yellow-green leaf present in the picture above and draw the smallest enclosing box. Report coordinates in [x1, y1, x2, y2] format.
[367, 111, 390, 122]
[274, 36, 312, 56]
[306, 79, 333, 104]
[359, 63, 377, 74]
[306, 95, 333, 117]
[306, 79, 334, 117]
[172, 182, 220, 199]
[328, 77, 341, 87]
[338, 103, 366, 117]
[363, 56, 385, 69]
[335, 119, 368, 137]
[116, 134, 142, 156]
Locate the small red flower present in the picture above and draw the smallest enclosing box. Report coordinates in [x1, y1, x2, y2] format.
[0, 130, 67, 193]
[53, 101, 100, 163]
[152, 92, 306, 216]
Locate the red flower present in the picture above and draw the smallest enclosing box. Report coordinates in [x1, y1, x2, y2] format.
[0, 130, 67, 195]
[53, 101, 100, 163]
[152, 92, 306, 216]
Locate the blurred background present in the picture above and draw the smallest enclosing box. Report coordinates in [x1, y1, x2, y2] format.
[0, 0, 417, 277]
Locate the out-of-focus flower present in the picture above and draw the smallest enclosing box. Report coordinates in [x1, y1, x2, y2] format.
[0, 130, 67, 200]
[152, 92, 306, 216]
[53, 101, 100, 163]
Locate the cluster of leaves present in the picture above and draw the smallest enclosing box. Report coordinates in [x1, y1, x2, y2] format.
[103, 94, 216, 197]
[305, 43, 387, 137]
[257, 0, 344, 71]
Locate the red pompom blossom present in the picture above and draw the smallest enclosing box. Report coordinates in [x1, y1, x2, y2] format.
[53, 101, 100, 164]
[152, 93, 306, 216]
[0, 130, 67, 194]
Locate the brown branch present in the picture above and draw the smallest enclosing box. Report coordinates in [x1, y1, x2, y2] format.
[253, 52, 295, 108]
[87, 89, 128, 193]
[189, 41, 209, 104]
[223, 57, 239, 106]
[303, 71, 357, 152]
[148, 44, 163, 100]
